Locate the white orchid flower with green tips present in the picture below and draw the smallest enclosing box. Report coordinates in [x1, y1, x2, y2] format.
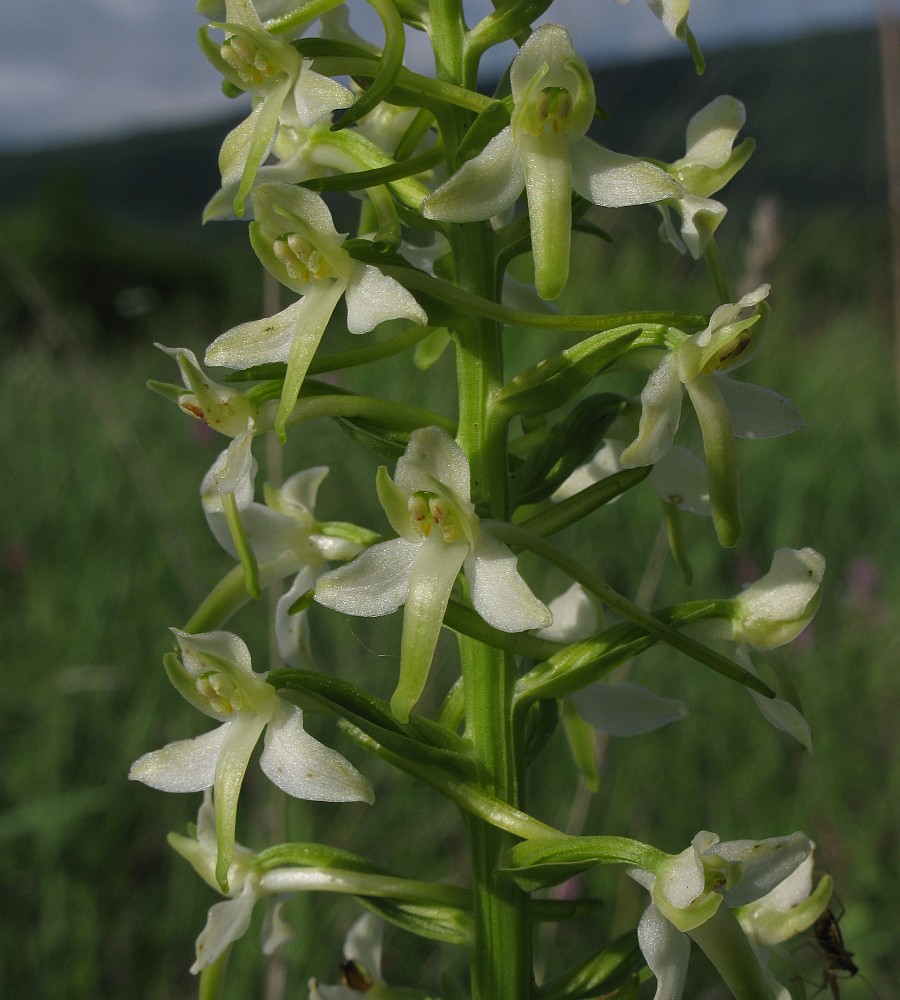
[422, 24, 682, 300]
[201, 457, 363, 665]
[205, 182, 427, 440]
[153, 343, 274, 437]
[693, 547, 824, 750]
[620, 285, 803, 546]
[315, 426, 552, 722]
[628, 830, 812, 1000]
[129, 629, 373, 890]
[199, 0, 353, 214]
[734, 852, 833, 1000]
[168, 791, 295, 973]
[656, 96, 755, 258]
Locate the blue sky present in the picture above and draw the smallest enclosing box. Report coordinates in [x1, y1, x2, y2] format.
[0, 0, 885, 149]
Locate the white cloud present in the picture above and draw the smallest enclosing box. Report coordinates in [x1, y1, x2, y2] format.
[0, 0, 878, 149]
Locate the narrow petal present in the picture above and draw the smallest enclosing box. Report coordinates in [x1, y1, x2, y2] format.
[192, 880, 259, 973]
[571, 138, 682, 207]
[315, 538, 418, 617]
[128, 724, 227, 792]
[574, 681, 688, 736]
[638, 903, 691, 1000]
[422, 127, 524, 223]
[393, 534, 468, 721]
[466, 529, 552, 632]
[715, 375, 804, 439]
[261, 700, 374, 802]
[619, 354, 683, 468]
[344, 262, 427, 334]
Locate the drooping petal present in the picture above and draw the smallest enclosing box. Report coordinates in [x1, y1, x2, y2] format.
[393, 534, 469, 721]
[518, 129, 575, 300]
[715, 375, 804, 440]
[422, 127, 525, 223]
[315, 537, 419, 617]
[574, 681, 688, 736]
[213, 710, 270, 889]
[663, 192, 727, 259]
[735, 646, 813, 751]
[128, 723, 228, 793]
[261, 700, 374, 803]
[344, 262, 427, 334]
[683, 372, 740, 547]
[192, 878, 259, 973]
[637, 902, 691, 1000]
[466, 529, 552, 633]
[571, 139, 682, 208]
[619, 353, 683, 468]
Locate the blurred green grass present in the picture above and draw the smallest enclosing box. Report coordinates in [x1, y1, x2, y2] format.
[0, 182, 896, 1000]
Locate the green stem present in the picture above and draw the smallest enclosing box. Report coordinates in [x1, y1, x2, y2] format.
[449, 213, 534, 999]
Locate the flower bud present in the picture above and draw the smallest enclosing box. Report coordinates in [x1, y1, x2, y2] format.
[731, 547, 825, 650]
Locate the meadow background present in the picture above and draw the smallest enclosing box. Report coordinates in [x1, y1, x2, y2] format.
[1, 24, 897, 999]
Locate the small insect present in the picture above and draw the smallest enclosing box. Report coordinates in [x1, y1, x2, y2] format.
[812, 906, 858, 998]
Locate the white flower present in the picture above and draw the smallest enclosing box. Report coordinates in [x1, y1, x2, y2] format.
[308, 913, 385, 1000]
[199, 0, 353, 213]
[129, 629, 373, 889]
[205, 181, 427, 439]
[423, 25, 681, 299]
[315, 426, 551, 721]
[620, 285, 803, 546]
[629, 830, 812, 1000]
[201, 456, 363, 666]
[657, 96, 755, 258]
[168, 791, 295, 973]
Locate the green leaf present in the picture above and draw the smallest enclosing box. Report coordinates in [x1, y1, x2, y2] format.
[493, 326, 642, 417]
[508, 394, 627, 507]
[535, 931, 643, 1000]
[359, 897, 471, 946]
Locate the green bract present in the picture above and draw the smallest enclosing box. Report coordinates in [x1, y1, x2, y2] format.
[422, 24, 681, 299]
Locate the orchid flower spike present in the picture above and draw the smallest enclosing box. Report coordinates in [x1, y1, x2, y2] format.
[629, 830, 812, 1000]
[129, 629, 373, 890]
[199, 0, 353, 214]
[657, 96, 755, 258]
[620, 285, 803, 546]
[423, 25, 681, 300]
[315, 426, 552, 722]
[204, 181, 427, 440]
